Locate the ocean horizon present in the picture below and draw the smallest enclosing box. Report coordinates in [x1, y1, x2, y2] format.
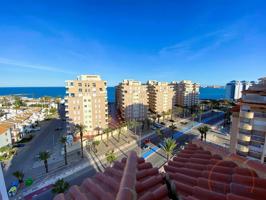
[0, 87, 225, 102]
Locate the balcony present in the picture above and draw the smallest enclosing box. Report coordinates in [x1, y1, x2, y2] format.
[252, 124, 266, 132]
[239, 122, 252, 131]
[249, 145, 263, 153]
[238, 133, 251, 142]
[237, 144, 249, 153]
[240, 111, 254, 119]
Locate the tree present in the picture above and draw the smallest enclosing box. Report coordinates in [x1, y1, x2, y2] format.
[75, 124, 86, 158]
[60, 136, 68, 165]
[39, 151, 50, 173]
[197, 126, 210, 141]
[169, 109, 173, 120]
[12, 171, 24, 183]
[105, 150, 117, 166]
[92, 140, 100, 152]
[162, 111, 166, 122]
[156, 128, 163, 140]
[52, 179, 69, 194]
[162, 138, 177, 161]
[191, 113, 197, 126]
[127, 120, 139, 134]
[157, 114, 161, 123]
[104, 128, 112, 145]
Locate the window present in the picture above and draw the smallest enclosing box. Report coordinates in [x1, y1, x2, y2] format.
[78, 83, 82, 86]
[79, 88, 82, 92]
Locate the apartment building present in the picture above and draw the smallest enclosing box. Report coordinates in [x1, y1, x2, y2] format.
[229, 77, 266, 163]
[225, 80, 254, 101]
[116, 80, 148, 121]
[176, 80, 200, 107]
[147, 81, 178, 114]
[65, 75, 108, 135]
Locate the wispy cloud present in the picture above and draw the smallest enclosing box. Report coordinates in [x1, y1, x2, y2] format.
[0, 57, 75, 74]
[159, 29, 237, 60]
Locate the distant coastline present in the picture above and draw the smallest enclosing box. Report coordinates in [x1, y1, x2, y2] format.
[0, 86, 225, 102]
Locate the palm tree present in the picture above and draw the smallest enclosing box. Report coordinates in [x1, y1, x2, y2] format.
[39, 151, 50, 173]
[12, 171, 24, 183]
[92, 140, 100, 152]
[191, 113, 197, 126]
[162, 111, 166, 122]
[105, 150, 117, 166]
[60, 136, 68, 165]
[118, 122, 126, 141]
[52, 179, 69, 194]
[169, 109, 173, 120]
[104, 128, 112, 145]
[157, 114, 161, 123]
[75, 124, 86, 158]
[197, 126, 210, 141]
[156, 128, 163, 140]
[162, 138, 177, 161]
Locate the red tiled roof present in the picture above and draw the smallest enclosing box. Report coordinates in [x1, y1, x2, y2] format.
[54, 142, 266, 200]
[165, 143, 266, 200]
[54, 151, 169, 200]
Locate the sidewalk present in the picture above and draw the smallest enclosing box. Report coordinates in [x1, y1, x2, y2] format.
[14, 132, 139, 199]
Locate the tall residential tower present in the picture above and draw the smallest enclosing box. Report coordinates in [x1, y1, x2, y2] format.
[147, 81, 178, 114]
[116, 80, 148, 121]
[176, 80, 200, 107]
[229, 77, 266, 164]
[65, 75, 108, 135]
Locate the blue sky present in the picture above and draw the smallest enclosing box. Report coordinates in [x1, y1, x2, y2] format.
[0, 0, 265, 86]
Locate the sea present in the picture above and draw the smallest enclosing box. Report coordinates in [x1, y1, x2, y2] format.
[0, 87, 225, 103]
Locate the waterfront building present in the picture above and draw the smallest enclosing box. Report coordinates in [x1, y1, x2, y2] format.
[65, 75, 108, 135]
[225, 80, 254, 101]
[229, 77, 266, 164]
[147, 80, 178, 114]
[176, 80, 200, 107]
[116, 80, 148, 121]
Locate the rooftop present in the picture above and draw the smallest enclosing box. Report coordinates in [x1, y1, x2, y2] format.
[54, 140, 266, 200]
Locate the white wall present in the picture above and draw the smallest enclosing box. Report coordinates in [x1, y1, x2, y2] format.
[0, 129, 12, 148]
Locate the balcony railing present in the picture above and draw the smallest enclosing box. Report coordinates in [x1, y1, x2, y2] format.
[239, 122, 252, 131]
[237, 144, 249, 153]
[240, 111, 254, 119]
[238, 133, 251, 142]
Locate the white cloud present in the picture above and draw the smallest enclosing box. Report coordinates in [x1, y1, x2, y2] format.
[0, 57, 75, 74]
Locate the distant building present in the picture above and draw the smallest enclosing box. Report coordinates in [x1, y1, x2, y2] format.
[176, 80, 200, 107]
[229, 77, 266, 164]
[116, 80, 148, 121]
[65, 75, 108, 135]
[0, 123, 13, 148]
[147, 81, 178, 114]
[225, 80, 254, 101]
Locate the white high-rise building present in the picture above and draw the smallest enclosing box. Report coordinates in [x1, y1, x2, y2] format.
[225, 80, 254, 101]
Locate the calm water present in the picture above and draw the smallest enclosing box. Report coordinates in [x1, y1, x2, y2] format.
[0, 87, 224, 102]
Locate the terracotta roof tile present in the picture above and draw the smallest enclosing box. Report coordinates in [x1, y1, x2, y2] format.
[163, 142, 266, 200]
[54, 142, 266, 200]
[54, 151, 169, 200]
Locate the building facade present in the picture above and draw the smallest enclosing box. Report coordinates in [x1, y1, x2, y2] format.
[176, 80, 200, 107]
[225, 80, 254, 101]
[116, 80, 148, 121]
[147, 81, 178, 114]
[229, 77, 266, 164]
[65, 75, 108, 135]
[0, 123, 13, 148]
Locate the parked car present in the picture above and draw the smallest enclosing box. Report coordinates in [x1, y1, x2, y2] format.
[55, 127, 63, 131]
[13, 144, 25, 148]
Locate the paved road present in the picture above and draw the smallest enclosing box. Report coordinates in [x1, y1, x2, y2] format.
[4, 106, 65, 189]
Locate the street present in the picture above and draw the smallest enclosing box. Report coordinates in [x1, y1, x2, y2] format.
[3, 107, 65, 189]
